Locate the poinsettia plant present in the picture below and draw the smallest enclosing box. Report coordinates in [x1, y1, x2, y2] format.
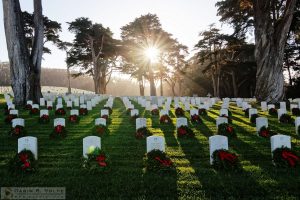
[191, 114, 202, 124]
[5, 114, 17, 124]
[39, 114, 50, 124]
[160, 115, 172, 124]
[268, 108, 277, 116]
[292, 108, 300, 116]
[30, 108, 39, 115]
[279, 114, 293, 124]
[79, 108, 88, 116]
[94, 124, 109, 136]
[69, 115, 80, 123]
[175, 107, 184, 116]
[135, 127, 152, 139]
[198, 108, 207, 116]
[151, 109, 159, 115]
[177, 125, 194, 138]
[212, 149, 239, 170]
[218, 123, 236, 138]
[250, 114, 259, 124]
[272, 147, 300, 168]
[50, 125, 67, 139]
[8, 125, 26, 138]
[55, 108, 66, 116]
[258, 126, 273, 138]
[82, 147, 110, 173]
[145, 150, 175, 173]
[8, 150, 37, 174]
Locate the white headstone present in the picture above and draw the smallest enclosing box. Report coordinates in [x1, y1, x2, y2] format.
[101, 109, 109, 116]
[9, 109, 18, 116]
[136, 118, 147, 130]
[146, 136, 165, 153]
[40, 110, 49, 117]
[95, 118, 106, 126]
[26, 100, 33, 106]
[190, 109, 198, 116]
[80, 96, 85, 104]
[32, 104, 39, 109]
[261, 102, 267, 111]
[130, 109, 139, 117]
[18, 136, 38, 160]
[57, 98, 63, 105]
[160, 109, 169, 117]
[268, 104, 275, 110]
[54, 118, 65, 127]
[83, 136, 101, 158]
[216, 117, 228, 127]
[277, 109, 287, 119]
[176, 118, 188, 128]
[74, 98, 79, 107]
[209, 135, 228, 164]
[12, 118, 25, 128]
[40, 98, 45, 106]
[220, 109, 228, 116]
[184, 103, 190, 111]
[249, 108, 258, 119]
[47, 101, 53, 108]
[87, 101, 92, 111]
[70, 109, 79, 116]
[67, 101, 73, 108]
[256, 117, 268, 132]
[56, 104, 63, 110]
[280, 102, 286, 111]
[270, 135, 291, 156]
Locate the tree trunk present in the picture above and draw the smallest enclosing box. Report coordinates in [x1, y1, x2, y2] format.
[93, 74, 101, 94]
[253, 0, 296, 103]
[100, 72, 106, 94]
[67, 66, 71, 94]
[211, 73, 217, 97]
[3, 0, 31, 106]
[149, 67, 156, 96]
[171, 84, 176, 96]
[28, 0, 43, 103]
[160, 76, 163, 96]
[231, 71, 238, 97]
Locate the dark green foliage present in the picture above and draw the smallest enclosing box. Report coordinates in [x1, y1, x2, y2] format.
[212, 149, 240, 170]
[145, 150, 174, 173]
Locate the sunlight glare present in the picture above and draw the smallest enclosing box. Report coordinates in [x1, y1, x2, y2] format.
[145, 47, 159, 63]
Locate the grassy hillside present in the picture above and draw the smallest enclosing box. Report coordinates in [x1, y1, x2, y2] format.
[0, 95, 299, 199]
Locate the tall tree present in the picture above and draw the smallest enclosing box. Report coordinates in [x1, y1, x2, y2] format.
[216, 0, 297, 102]
[67, 18, 119, 94]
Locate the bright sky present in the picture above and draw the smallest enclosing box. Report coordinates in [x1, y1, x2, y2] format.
[0, 0, 231, 69]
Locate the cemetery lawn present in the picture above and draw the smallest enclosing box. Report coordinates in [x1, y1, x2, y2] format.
[0, 95, 300, 199]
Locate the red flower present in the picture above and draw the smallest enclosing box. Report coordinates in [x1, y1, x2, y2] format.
[21, 161, 31, 170]
[218, 151, 237, 163]
[178, 127, 187, 136]
[15, 127, 21, 135]
[19, 153, 28, 162]
[226, 126, 233, 133]
[282, 150, 300, 167]
[102, 115, 108, 120]
[155, 156, 173, 167]
[96, 154, 107, 167]
[55, 125, 63, 134]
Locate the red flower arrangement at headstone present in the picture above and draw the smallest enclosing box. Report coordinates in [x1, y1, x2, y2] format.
[50, 125, 67, 139]
[177, 125, 194, 138]
[47, 106, 53, 110]
[273, 147, 300, 168]
[212, 149, 239, 170]
[79, 108, 88, 116]
[191, 114, 202, 124]
[146, 150, 174, 173]
[268, 108, 277, 116]
[25, 104, 32, 110]
[8, 125, 26, 138]
[39, 114, 50, 124]
[258, 126, 272, 138]
[8, 150, 37, 174]
[94, 124, 109, 136]
[69, 115, 80, 123]
[30, 108, 39, 115]
[292, 108, 300, 116]
[82, 147, 110, 173]
[175, 107, 184, 116]
[198, 108, 207, 116]
[160, 115, 172, 124]
[135, 127, 152, 139]
[5, 114, 17, 124]
[218, 123, 236, 138]
[55, 108, 66, 116]
[151, 109, 159, 115]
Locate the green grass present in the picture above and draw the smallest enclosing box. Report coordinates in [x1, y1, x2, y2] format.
[0, 95, 300, 199]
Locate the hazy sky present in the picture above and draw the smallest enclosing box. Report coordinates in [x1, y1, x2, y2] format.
[0, 0, 231, 69]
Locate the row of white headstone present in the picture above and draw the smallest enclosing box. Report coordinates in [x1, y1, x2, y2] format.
[17, 133, 293, 165]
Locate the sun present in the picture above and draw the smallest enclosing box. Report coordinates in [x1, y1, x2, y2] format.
[145, 47, 160, 63]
